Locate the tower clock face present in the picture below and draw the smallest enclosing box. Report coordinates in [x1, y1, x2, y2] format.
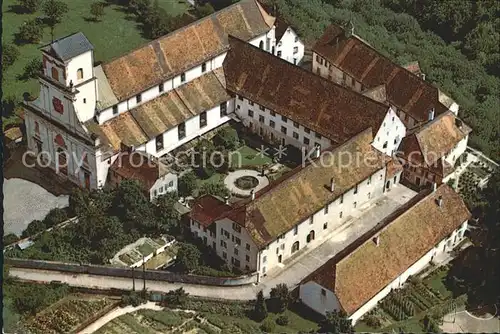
[52, 97, 64, 114]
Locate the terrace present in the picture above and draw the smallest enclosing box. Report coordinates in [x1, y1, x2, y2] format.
[110, 236, 176, 268]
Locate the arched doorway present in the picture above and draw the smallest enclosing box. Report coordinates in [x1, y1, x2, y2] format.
[386, 180, 390, 189]
[306, 230, 315, 243]
[291, 241, 299, 254]
[259, 40, 264, 49]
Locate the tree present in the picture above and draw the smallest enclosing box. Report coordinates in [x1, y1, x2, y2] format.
[198, 182, 230, 199]
[155, 192, 181, 233]
[3, 233, 19, 245]
[90, 1, 105, 21]
[178, 171, 197, 197]
[253, 290, 268, 321]
[194, 3, 215, 18]
[20, 57, 42, 80]
[21, 220, 46, 238]
[18, 0, 41, 13]
[2, 43, 20, 72]
[163, 287, 189, 306]
[176, 243, 201, 272]
[17, 19, 43, 43]
[320, 310, 354, 334]
[43, 207, 68, 227]
[269, 283, 290, 313]
[214, 127, 240, 150]
[43, 0, 69, 41]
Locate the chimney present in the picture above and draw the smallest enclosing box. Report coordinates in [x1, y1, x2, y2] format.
[428, 107, 435, 121]
[373, 236, 380, 246]
[250, 189, 255, 200]
[330, 178, 335, 192]
[437, 195, 443, 207]
[432, 182, 437, 192]
[224, 196, 229, 205]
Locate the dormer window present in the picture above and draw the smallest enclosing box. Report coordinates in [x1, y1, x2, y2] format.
[77, 68, 83, 80]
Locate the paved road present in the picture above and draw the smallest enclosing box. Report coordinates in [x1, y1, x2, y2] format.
[10, 186, 416, 300]
[3, 178, 69, 236]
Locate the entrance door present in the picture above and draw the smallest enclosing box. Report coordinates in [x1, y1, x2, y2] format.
[278, 255, 282, 263]
[416, 177, 421, 185]
[84, 172, 91, 190]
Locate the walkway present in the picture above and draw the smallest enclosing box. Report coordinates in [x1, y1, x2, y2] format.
[224, 169, 269, 197]
[440, 308, 499, 333]
[9, 186, 417, 300]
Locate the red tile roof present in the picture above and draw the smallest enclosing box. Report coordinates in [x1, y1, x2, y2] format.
[313, 25, 448, 122]
[223, 36, 389, 145]
[189, 195, 233, 227]
[110, 152, 161, 190]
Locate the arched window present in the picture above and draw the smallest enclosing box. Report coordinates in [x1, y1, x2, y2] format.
[259, 40, 264, 49]
[77, 68, 83, 80]
[57, 147, 67, 175]
[306, 230, 315, 243]
[292, 241, 300, 254]
[51, 67, 59, 80]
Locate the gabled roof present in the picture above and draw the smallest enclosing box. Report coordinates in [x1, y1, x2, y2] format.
[223, 36, 389, 145]
[313, 25, 449, 122]
[399, 111, 472, 172]
[190, 195, 233, 227]
[42, 32, 93, 62]
[274, 17, 289, 41]
[220, 128, 390, 249]
[101, 0, 275, 100]
[110, 152, 164, 190]
[331, 185, 470, 315]
[86, 70, 230, 150]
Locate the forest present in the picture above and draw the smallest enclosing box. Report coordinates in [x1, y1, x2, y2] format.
[262, 0, 500, 161]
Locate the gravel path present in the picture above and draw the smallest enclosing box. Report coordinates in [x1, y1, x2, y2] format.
[3, 178, 69, 236]
[224, 169, 269, 197]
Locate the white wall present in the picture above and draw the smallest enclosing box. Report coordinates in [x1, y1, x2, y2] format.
[235, 96, 331, 151]
[444, 135, 468, 166]
[150, 173, 178, 201]
[300, 281, 342, 315]
[256, 168, 387, 276]
[276, 28, 304, 65]
[372, 108, 406, 156]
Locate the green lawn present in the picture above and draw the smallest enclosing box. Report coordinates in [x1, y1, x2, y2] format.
[423, 266, 453, 299]
[2, 0, 191, 100]
[196, 171, 224, 186]
[230, 145, 273, 168]
[137, 242, 156, 256]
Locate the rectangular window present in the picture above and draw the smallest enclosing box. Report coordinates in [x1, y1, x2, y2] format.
[159, 186, 164, 193]
[181, 72, 186, 82]
[294, 225, 298, 235]
[270, 111, 276, 117]
[309, 217, 313, 224]
[235, 237, 241, 246]
[259, 115, 265, 123]
[259, 105, 265, 111]
[234, 248, 239, 256]
[232, 223, 241, 233]
[178, 122, 186, 140]
[201, 62, 207, 73]
[367, 176, 372, 185]
[340, 211, 343, 218]
[315, 133, 322, 139]
[168, 181, 173, 187]
[321, 289, 326, 296]
[383, 141, 388, 149]
[246, 255, 250, 262]
[353, 202, 357, 208]
[220, 102, 227, 117]
[293, 132, 299, 139]
[295, 36, 299, 43]
[277, 50, 282, 57]
[223, 251, 227, 259]
[200, 111, 207, 128]
[323, 222, 328, 230]
[280, 244, 285, 250]
[303, 137, 310, 145]
[113, 105, 118, 114]
[263, 256, 267, 263]
[249, 100, 254, 106]
[281, 126, 287, 135]
[276, 248, 279, 254]
[281, 115, 287, 122]
[304, 127, 310, 134]
[246, 243, 250, 251]
[136, 94, 142, 103]
[293, 121, 299, 128]
[324, 206, 328, 215]
[159, 83, 164, 92]
[156, 134, 163, 151]
[269, 120, 275, 128]
[293, 46, 298, 54]
[248, 110, 254, 117]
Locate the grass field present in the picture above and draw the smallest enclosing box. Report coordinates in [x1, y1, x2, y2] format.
[2, 0, 191, 100]
[230, 145, 273, 167]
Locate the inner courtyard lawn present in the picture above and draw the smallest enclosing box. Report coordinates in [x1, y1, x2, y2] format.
[2, 0, 191, 100]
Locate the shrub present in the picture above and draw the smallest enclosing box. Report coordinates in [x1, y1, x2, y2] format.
[17, 19, 43, 43]
[214, 127, 240, 150]
[18, 0, 42, 13]
[178, 171, 197, 197]
[364, 314, 381, 328]
[21, 57, 42, 80]
[260, 318, 276, 332]
[275, 314, 289, 326]
[2, 43, 20, 72]
[90, 1, 105, 21]
[43, 207, 68, 227]
[3, 233, 19, 245]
